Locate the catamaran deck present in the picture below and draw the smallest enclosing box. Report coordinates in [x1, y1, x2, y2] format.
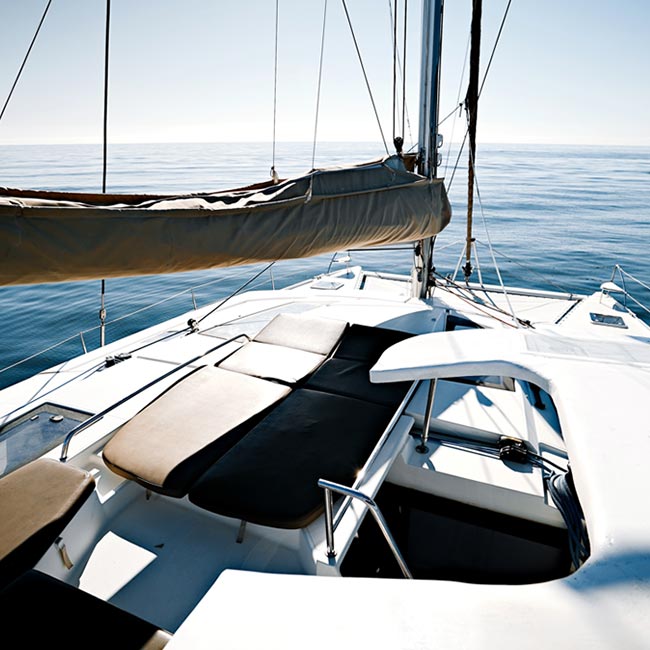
[2, 266, 649, 646]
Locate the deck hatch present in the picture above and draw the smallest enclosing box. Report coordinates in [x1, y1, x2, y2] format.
[0, 404, 90, 477]
[589, 312, 627, 328]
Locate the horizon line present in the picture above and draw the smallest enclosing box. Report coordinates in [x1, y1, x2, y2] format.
[1, 140, 649, 149]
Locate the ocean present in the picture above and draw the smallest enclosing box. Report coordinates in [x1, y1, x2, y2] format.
[1, 141, 649, 390]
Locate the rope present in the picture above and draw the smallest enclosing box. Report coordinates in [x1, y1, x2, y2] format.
[312, 0, 328, 169]
[528, 452, 590, 570]
[341, 0, 389, 154]
[0, 0, 53, 125]
[544, 470, 590, 569]
[271, 0, 280, 180]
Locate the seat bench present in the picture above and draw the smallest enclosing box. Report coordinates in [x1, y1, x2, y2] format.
[102, 367, 290, 497]
[102, 314, 347, 497]
[0, 459, 172, 648]
[103, 315, 414, 528]
[0, 458, 95, 588]
[188, 388, 396, 528]
[0, 569, 171, 649]
[187, 326, 415, 528]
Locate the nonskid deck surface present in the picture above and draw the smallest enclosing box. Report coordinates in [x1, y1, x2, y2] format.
[78, 486, 305, 633]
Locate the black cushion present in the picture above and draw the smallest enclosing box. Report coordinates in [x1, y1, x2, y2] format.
[188, 389, 394, 528]
[333, 324, 413, 364]
[0, 570, 170, 649]
[305, 357, 412, 408]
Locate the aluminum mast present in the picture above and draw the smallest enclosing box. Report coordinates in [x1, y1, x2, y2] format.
[413, 0, 444, 298]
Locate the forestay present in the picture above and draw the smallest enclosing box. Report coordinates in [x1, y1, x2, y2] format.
[0, 155, 451, 286]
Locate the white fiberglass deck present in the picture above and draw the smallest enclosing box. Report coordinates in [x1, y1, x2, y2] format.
[3, 267, 648, 649]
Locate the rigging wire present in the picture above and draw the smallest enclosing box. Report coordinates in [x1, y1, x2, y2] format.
[445, 0, 514, 189]
[437, 103, 463, 129]
[443, 27, 471, 176]
[401, 0, 408, 143]
[102, 0, 111, 194]
[99, 0, 111, 347]
[271, 0, 280, 181]
[466, 121, 520, 327]
[475, 241, 571, 294]
[447, 128, 468, 190]
[391, 0, 397, 146]
[432, 271, 522, 329]
[0, 0, 53, 125]
[341, 0, 389, 154]
[312, 0, 329, 169]
[197, 262, 276, 325]
[388, 0, 412, 151]
[478, 0, 513, 99]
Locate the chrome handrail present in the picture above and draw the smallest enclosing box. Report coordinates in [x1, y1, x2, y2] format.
[609, 264, 650, 317]
[332, 380, 420, 529]
[318, 479, 412, 579]
[59, 333, 250, 461]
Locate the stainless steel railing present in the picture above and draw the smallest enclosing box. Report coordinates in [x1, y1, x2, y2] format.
[607, 264, 650, 318]
[318, 478, 412, 579]
[59, 333, 250, 461]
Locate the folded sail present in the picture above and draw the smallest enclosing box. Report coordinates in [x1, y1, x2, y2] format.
[0, 155, 451, 286]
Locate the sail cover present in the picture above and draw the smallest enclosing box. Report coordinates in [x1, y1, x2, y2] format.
[0, 155, 451, 286]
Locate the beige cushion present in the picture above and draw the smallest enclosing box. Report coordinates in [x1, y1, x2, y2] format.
[218, 341, 325, 384]
[254, 313, 347, 355]
[102, 366, 290, 496]
[0, 459, 95, 587]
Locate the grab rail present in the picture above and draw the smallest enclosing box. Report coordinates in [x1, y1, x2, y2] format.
[332, 380, 420, 529]
[607, 265, 650, 318]
[318, 478, 412, 579]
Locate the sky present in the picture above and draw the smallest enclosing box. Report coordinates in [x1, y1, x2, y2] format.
[0, 0, 648, 147]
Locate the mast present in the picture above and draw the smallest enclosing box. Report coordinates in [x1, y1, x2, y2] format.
[463, 0, 482, 282]
[413, 0, 444, 299]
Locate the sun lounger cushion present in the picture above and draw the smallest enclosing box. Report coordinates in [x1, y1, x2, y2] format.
[0, 458, 95, 589]
[188, 388, 394, 529]
[253, 313, 347, 355]
[333, 324, 412, 364]
[0, 569, 171, 649]
[217, 313, 347, 384]
[218, 341, 326, 384]
[103, 366, 290, 497]
[304, 357, 412, 408]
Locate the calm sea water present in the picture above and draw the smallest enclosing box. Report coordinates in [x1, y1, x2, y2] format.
[1, 141, 649, 390]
